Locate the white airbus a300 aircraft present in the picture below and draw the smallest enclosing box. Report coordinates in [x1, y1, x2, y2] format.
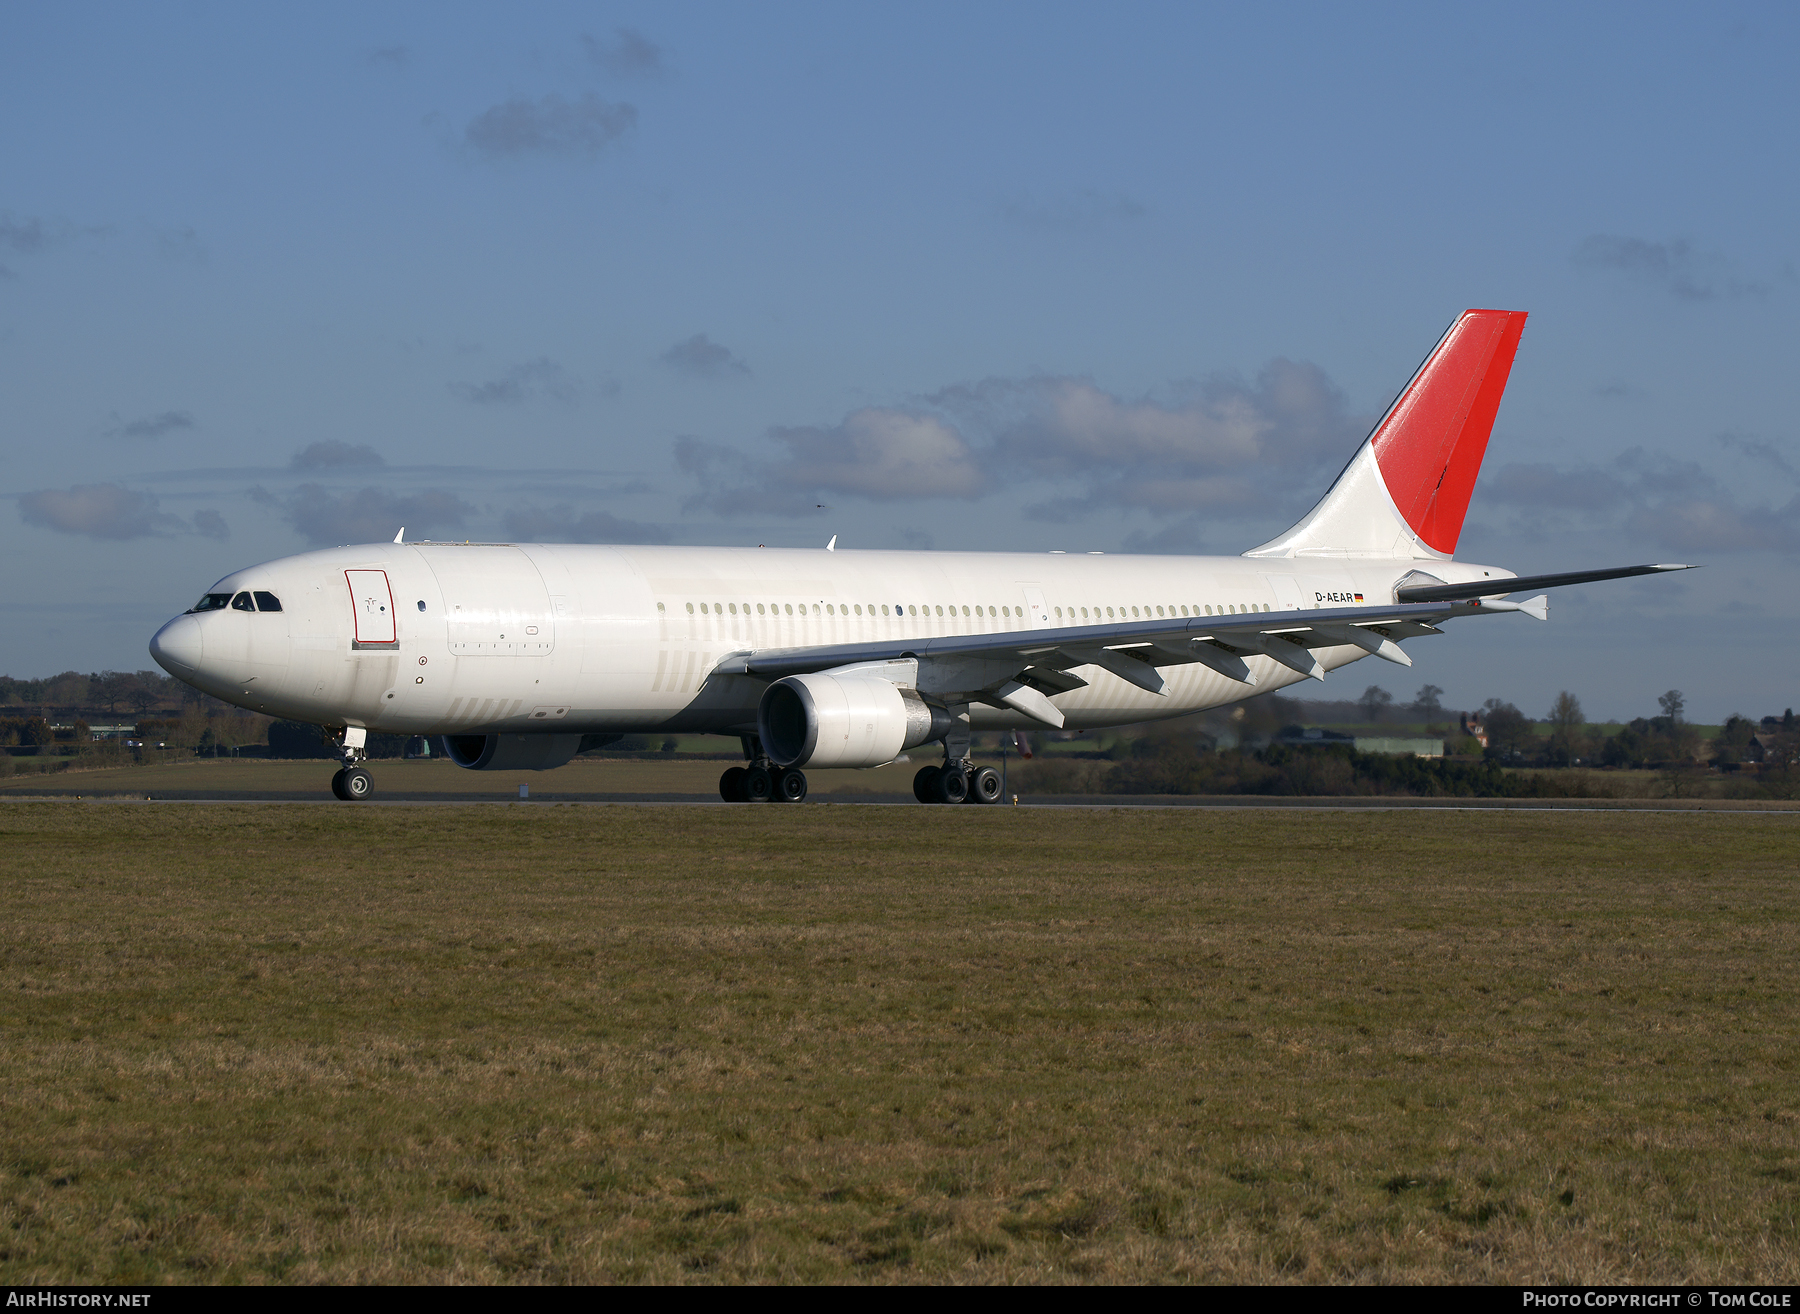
[149, 309, 1688, 803]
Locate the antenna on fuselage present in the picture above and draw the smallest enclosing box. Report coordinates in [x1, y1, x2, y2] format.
[826, 534, 837, 552]
[393, 527, 405, 544]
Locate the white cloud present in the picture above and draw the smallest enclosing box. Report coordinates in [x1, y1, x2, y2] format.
[959, 359, 1357, 484]
[661, 334, 750, 379]
[674, 358, 1365, 525]
[464, 94, 636, 160]
[451, 358, 579, 405]
[583, 28, 665, 78]
[1483, 448, 1800, 555]
[18, 484, 180, 539]
[1574, 234, 1769, 301]
[284, 485, 474, 546]
[110, 410, 196, 440]
[291, 441, 386, 471]
[501, 503, 668, 544]
[678, 409, 987, 516]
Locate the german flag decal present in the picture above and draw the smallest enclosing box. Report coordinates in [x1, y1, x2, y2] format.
[1354, 592, 1364, 601]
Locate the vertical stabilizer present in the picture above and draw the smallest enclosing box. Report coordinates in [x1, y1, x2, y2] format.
[1245, 309, 1527, 560]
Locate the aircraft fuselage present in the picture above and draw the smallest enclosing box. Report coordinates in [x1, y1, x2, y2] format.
[149, 541, 1488, 737]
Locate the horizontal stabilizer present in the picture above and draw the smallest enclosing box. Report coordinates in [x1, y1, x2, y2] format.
[1396, 563, 1693, 603]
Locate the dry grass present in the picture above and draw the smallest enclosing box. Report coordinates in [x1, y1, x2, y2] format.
[1, 803, 1796, 1283]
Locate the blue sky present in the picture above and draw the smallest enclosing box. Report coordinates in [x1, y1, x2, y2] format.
[3, 2, 1796, 722]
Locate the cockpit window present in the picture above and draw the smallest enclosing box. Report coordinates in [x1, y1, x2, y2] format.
[231, 592, 255, 612]
[253, 591, 283, 612]
[190, 593, 233, 613]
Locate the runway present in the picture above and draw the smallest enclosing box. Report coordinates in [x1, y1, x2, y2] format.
[6, 756, 1795, 811]
[5, 791, 1798, 814]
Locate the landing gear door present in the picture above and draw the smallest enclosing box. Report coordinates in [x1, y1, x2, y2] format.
[346, 570, 398, 646]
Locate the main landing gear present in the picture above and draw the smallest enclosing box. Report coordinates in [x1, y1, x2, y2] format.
[720, 735, 808, 803]
[913, 762, 1003, 805]
[910, 702, 1001, 805]
[329, 726, 373, 801]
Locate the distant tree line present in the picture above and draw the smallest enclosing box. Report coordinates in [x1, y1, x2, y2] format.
[0, 670, 210, 716]
[1015, 737, 1799, 800]
[1011, 683, 1799, 798]
[1470, 688, 1793, 769]
[0, 716, 56, 748]
[1011, 737, 1593, 798]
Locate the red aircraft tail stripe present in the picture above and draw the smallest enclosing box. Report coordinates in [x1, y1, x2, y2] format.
[1370, 309, 1527, 555]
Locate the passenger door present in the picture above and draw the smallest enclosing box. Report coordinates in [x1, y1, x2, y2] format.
[346, 570, 398, 647]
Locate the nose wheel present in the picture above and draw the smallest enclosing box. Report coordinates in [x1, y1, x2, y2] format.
[328, 726, 373, 801]
[330, 766, 374, 801]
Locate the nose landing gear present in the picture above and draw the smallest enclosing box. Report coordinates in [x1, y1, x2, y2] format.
[329, 726, 373, 801]
[331, 766, 374, 800]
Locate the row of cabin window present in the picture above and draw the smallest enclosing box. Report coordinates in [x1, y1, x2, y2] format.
[657, 600, 1273, 620]
[190, 591, 283, 613]
[675, 601, 1022, 619]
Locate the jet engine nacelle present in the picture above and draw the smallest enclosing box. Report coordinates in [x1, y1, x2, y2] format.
[758, 671, 953, 769]
[442, 732, 587, 771]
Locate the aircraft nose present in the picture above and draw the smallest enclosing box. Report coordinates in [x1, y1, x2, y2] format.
[149, 614, 203, 677]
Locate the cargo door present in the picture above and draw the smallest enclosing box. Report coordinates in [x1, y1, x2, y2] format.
[424, 548, 556, 657]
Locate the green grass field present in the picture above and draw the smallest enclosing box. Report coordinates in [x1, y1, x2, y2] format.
[1, 803, 1796, 1283]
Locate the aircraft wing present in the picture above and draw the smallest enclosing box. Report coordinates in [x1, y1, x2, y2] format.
[711, 601, 1468, 728]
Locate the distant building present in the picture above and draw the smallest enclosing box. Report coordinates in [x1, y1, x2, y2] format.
[1276, 725, 1354, 747]
[1460, 711, 1489, 748]
[1354, 737, 1445, 758]
[1275, 725, 1443, 757]
[1748, 733, 1798, 766]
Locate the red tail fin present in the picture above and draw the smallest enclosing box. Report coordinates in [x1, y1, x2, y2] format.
[1370, 309, 1526, 555]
